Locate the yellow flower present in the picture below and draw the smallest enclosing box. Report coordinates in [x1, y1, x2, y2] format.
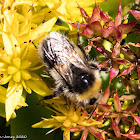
[44, 0, 105, 23]
[0, 42, 53, 121]
[0, 85, 27, 119]
[0, 85, 7, 104]
[0, 0, 57, 121]
[32, 103, 103, 140]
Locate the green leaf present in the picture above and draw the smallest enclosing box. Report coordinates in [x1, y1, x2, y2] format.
[9, 92, 56, 140]
[100, 0, 135, 19]
[0, 103, 6, 118]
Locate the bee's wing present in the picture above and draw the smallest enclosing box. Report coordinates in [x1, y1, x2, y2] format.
[42, 32, 86, 87]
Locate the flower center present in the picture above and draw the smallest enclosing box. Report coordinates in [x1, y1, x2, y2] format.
[7, 58, 32, 82]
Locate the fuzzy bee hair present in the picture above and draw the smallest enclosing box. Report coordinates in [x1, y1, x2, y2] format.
[38, 31, 102, 106]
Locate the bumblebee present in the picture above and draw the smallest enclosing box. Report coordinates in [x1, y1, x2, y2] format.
[38, 32, 102, 106]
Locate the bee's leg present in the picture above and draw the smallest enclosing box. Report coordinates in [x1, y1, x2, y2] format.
[77, 21, 88, 61]
[37, 87, 63, 104]
[43, 95, 54, 100]
[100, 67, 110, 72]
[76, 101, 84, 107]
[44, 88, 62, 100]
[89, 62, 110, 72]
[43, 86, 63, 100]
[89, 63, 99, 70]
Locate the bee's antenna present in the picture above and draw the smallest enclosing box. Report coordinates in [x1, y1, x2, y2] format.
[87, 104, 98, 120]
[32, 41, 37, 49]
[77, 21, 88, 62]
[77, 21, 80, 46]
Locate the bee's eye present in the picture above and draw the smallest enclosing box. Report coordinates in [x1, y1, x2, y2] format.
[81, 76, 89, 87]
[73, 70, 95, 93]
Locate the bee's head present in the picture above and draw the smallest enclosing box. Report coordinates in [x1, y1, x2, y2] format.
[70, 63, 102, 106]
[70, 64, 95, 93]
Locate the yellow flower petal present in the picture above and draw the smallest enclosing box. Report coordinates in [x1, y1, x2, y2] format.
[13, 71, 21, 82]
[70, 112, 79, 123]
[19, 19, 30, 36]
[30, 17, 57, 41]
[52, 25, 69, 31]
[21, 80, 32, 94]
[17, 98, 28, 107]
[3, 10, 14, 30]
[69, 103, 75, 115]
[41, 0, 60, 7]
[20, 44, 30, 60]
[32, 119, 61, 128]
[63, 130, 70, 140]
[8, 66, 18, 74]
[0, 75, 12, 85]
[14, 46, 21, 58]
[0, 62, 8, 68]
[26, 73, 52, 96]
[23, 44, 39, 66]
[0, 55, 11, 65]
[0, 86, 7, 103]
[53, 116, 66, 123]
[5, 83, 23, 121]
[12, 58, 21, 69]
[21, 60, 31, 69]
[44, 97, 66, 105]
[17, 92, 28, 107]
[4, 10, 19, 37]
[78, 118, 102, 126]
[63, 119, 72, 128]
[0, 103, 16, 120]
[15, 12, 25, 22]
[32, 13, 44, 24]
[4, 0, 13, 8]
[2, 32, 19, 56]
[7, 79, 16, 96]
[57, 105, 69, 116]
[12, 0, 38, 8]
[9, 33, 19, 47]
[2, 33, 13, 56]
[25, 78, 52, 96]
[18, 6, 32, 37]
[21, 70, 31, 80]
